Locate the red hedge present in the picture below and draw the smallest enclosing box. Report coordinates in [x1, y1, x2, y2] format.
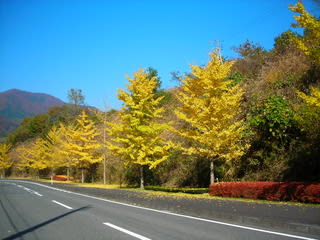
[52, 175, 73, 181]
[209, 182, 320, 203]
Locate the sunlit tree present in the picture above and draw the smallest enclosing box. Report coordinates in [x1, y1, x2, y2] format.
[68, 88, 85, 115]
[43, 125, 66, 178]
[175, 48, 248, 184]
[62, 111, 102, 183]
[297, 87, 320, 108]
[56, 122, 78, 180]
[289, 1, 320, 64]
[0, 143, 12, 178]
[296, 87, 320, 141]
[107, 69, 173, 189]
[16, 138, 48, 178]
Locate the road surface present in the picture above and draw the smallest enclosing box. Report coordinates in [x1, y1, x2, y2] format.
[0, 180, 319, 240]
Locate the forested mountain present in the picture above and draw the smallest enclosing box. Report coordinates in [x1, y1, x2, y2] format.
[0, 89, 64, 137]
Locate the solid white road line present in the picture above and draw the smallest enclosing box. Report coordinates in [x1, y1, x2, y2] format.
[52, 200, 73, 210]
[103, 222, 151, 240]
[5, 180, 319, 240]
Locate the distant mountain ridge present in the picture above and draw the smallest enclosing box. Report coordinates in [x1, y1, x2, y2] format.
[0, 89, 65, 136]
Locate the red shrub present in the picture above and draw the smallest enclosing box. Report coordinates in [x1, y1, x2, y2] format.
[53, 175, 73, 181]
[209, 182, 320, 203]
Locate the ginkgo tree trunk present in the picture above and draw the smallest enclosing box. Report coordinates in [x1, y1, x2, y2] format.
[175, 48, 248, 184]
[62, 111, 102, 183]
[107, 69, 173, 189]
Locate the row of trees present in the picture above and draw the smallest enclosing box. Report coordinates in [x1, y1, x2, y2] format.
[0, 49, 246, 188]
[1, 1, 319, 187]
[2, 112, 102, 183]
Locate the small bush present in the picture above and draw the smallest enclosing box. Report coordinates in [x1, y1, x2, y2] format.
[209, 182, 320, 203]
[53, 175, 74, 181]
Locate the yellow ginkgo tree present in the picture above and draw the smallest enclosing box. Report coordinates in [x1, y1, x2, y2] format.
[0, 143, 12, 178]
[43, 125, 66, 178]
[296, 86, 320, 140]
[175, 48, 248, 184]
[289, 1, 320, 64]
[107, 69, 173, 189]
[63, 111, 102, 183]
[59, 122, 78, 180]
[16, 138, 48, 178]
[297, 87, 320, 108]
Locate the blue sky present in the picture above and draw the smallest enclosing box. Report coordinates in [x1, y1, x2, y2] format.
[1, 0, 319, 110]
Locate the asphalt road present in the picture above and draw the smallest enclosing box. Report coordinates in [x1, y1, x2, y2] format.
[0, 180, 319, 240]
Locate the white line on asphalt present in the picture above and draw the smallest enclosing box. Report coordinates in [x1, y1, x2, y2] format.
[52, 200, 73, 210]
[103, 222, 151, 240]
[33, 191, 43, 197]
[5, 180, 319, 240]
[15, 184, 43, 196]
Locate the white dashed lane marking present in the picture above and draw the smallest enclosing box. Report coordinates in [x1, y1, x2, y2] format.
[51, 200, 73, 210]
[103, 222, 152, 240]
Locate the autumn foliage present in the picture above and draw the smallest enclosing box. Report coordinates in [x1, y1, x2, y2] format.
[175, 48, 247, 184]
[53, 175, 74, 181]
[289, 1, 320, 64]
[2, 1, 320, 188]
[107, 69, 173, 189]
[210, 182, 320, 203]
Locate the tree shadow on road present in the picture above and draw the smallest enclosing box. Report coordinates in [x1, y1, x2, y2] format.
[2, 206, 91, 240]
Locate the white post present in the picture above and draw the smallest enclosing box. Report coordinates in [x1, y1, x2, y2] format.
[210, 161, 215, 185]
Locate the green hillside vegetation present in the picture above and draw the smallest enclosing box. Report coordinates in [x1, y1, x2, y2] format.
[1, 1, 319, 187]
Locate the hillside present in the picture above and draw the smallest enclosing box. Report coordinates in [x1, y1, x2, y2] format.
[2, 1, 320, 186]
[0, 89, 64, 136]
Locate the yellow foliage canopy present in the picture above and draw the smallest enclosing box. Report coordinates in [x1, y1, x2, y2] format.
[16, 138, 48, 170]
[62, 111, 102, 169]
[108, 69, 172, 169]
[175, 49, 247, 162]
[289, 1, 320, 64]
[0, 143, 12, 170]
[43, 125, 67, 170]
[297, 87, 320, 108]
